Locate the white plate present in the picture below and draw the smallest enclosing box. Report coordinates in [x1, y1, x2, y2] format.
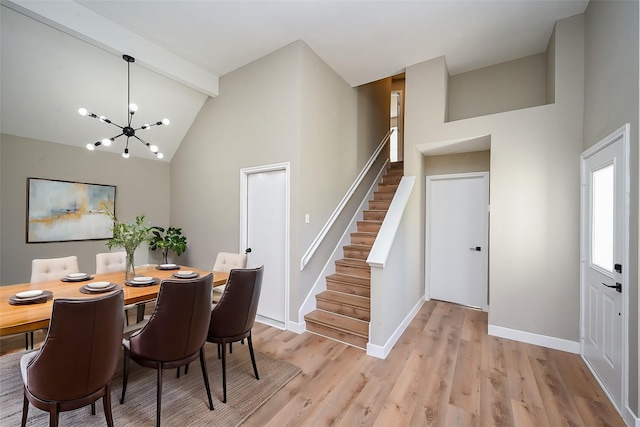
[67, 273, 87, 279]
[132, 276, 153, 282]
[160, 264, 177, 268]
[87, 281, 112, 289]
[176, 271, 194, 276]
[16, 290, 44, 298]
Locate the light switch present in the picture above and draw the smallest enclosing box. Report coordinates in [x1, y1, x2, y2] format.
[305, 214, 310, 224]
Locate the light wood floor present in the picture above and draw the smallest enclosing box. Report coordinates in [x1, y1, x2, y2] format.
[1, 300, 625, 426]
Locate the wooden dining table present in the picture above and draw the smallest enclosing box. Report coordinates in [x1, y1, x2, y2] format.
[0, 265, 228, 338]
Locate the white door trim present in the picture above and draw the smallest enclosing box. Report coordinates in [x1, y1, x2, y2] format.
[580, 123, 630, 416]
[240, 162, 290, 330]
[425, 171, 490, 311]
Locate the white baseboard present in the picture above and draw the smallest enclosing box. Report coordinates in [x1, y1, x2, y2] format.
[488, 325, 580, 354]
[624, 405, 639, 427]
[256, 315, 285, 330]
[366, 298, 425, 359]
[288, 320, 306, 334]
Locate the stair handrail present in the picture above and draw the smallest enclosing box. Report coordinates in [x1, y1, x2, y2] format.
[300, 128, 394, 270]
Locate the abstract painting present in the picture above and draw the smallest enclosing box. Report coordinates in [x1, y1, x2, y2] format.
[27, 178, 116, 243]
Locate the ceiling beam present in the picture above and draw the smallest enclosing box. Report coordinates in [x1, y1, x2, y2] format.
[5, 0, 219, 98]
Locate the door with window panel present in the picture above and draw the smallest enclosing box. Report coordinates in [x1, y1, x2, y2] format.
[582, 138, 624, 411]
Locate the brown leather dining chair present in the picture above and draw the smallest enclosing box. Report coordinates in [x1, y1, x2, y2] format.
[25, 255, 82, 350]
[96, 251, 151, 333]
[20, 290, 124, 427]
[206, 266, 263, 403]
[120, 273, 214, 427]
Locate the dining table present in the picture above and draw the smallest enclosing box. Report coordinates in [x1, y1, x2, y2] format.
[0, 265, 228, 338]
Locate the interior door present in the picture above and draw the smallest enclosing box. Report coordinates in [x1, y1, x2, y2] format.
[242, 164, 288, 328]
[426, 172, 489, 309]
[582, 135, 625, 411]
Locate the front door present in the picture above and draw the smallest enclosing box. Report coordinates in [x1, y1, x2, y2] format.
[426, 172, 489, 309]
[581, 125, 628, 412]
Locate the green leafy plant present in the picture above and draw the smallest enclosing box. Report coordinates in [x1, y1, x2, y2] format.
[104, 206, 153, 278]
[149, 226, 188, 264]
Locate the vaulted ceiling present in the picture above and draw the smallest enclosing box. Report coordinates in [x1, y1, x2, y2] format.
[1, 0, 588, 161]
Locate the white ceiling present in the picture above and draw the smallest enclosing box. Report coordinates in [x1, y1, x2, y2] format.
[1, 0, 588, 161]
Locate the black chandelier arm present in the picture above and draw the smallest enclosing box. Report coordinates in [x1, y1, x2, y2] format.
[133, 134, 164, 159]
[93, 133, 124, 146]
[84, 111, 125, 130]
[133, 134, 152, 148]
[86, 132, 124, 151]
[133, 119, 168, 132]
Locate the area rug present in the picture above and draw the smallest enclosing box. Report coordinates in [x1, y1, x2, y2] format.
[0, 343, 300, 426]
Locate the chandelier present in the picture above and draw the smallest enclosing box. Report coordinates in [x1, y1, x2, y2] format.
[79, 54, 168, 159]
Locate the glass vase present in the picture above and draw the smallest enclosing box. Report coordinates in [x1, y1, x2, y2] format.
[125, 251, 136, 280]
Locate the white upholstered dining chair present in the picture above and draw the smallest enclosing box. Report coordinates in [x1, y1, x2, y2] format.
[211, 252, 247, 303]
[95, 252, 151, 334]
[30, 255, 80, 283]
[95, 251, 127, 274]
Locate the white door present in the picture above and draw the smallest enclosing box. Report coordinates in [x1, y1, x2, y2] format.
[241, 164, 289, 328]
[581, 126, 627, 412]
[426, 172, 489, 310]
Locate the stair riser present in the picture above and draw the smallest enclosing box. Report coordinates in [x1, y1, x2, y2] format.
[317, 300, 370, 321]
[386, 169, 403, 176]
[377, 184, 398, 193]
[344, 248, 370, 260]
[369, 200, 391, 210]
[327, 280, 370, 297]
[374, 191, 394, 201]
[306, 322, 367, 349]
[383, 175, 401, 184]
[350, 233, 376, 246]
[362, 211, 385, 221]
[357, 221, 381, 233]
[336, 264, 370, 278]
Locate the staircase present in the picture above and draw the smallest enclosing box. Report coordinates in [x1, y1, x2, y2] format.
[304, 161, 404, 349]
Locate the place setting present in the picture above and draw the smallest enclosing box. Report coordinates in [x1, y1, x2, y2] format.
[9, 289, 53, 305]
[125, 276, 160, 287]
[60, 272, 94, 282]
[79, 281, 120, 294]
[156, 263, 180, 270]
[172, 270, 199, 279]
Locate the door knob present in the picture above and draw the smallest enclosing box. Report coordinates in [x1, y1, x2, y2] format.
[469, 246, 481, 251]
[602, 282, 622, 293]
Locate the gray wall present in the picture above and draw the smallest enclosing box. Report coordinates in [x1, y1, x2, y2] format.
[584, 0, 639, 416]
[424, 150, 491, 176]
[170, 41, 389, 322]
[405, 14, 584, 345]
[0, 134, 171, 285]
[448, 53, 548, 121]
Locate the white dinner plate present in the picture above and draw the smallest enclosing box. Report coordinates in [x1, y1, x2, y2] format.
[132, 276, 153, 283]
[176, 271, 194, 276]
[16, 290, 44, 298]
[87, 281, 112, 289]
[67, 273, 87, 279]
[160, 264, 177, 268]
